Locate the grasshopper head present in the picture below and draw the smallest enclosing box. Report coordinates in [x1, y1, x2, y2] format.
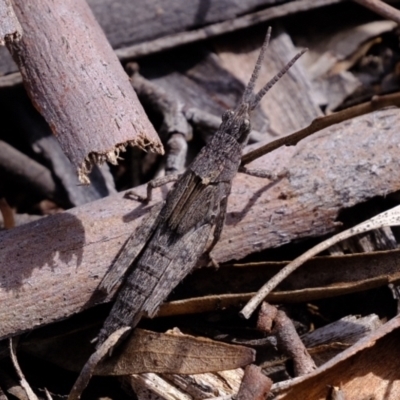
[220, 104, 251, 145]
[222, 27, 306, 146]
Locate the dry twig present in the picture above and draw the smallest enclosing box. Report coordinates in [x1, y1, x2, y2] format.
[236, 364, 273, 400]
[9, 338, 38, 400]
[353, 0, 400, 24]
[68, 327, 130, 400]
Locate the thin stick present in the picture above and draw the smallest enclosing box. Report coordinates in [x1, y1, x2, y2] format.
[9, 338, 39, 400]
[68, 327, 130, 400]
[240, 205, 400, 319]
[242, 91, 400, 165]
[353, 0, 400, 25]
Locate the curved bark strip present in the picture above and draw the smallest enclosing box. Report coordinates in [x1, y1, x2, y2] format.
[0, 108, 400, 339]
[6, 0, 163, 183]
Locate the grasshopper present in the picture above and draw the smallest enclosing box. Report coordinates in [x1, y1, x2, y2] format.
[96, 28, 306, 347]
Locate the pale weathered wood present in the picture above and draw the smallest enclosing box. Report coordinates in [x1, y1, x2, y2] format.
[127, 369, 243, 400]
[0, 0, 21, 45]
[0, 108, 399, 339]
[302, 314, 382, 349]
[6, 0, 163, 183]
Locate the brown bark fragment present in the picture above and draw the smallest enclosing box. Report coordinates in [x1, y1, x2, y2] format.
[6, 0, 163, 184]
[236, 364, 272, 400]
[274, 310, 316, 376]
[114, 0, 342, 60]
[256, 302, 278, 332]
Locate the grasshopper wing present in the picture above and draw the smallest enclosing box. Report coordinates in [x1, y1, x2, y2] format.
[97, 202, 164, 295]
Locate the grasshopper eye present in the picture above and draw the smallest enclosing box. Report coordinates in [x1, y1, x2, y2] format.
[222, 110, 234, 122]
[243, 119, 250, 128]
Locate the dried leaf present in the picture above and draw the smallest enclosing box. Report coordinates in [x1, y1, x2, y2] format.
[97, 329, 255, 375]
[26, 327, 255, 375]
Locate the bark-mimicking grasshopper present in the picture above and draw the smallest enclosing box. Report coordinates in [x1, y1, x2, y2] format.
[96, 28, 306, 347]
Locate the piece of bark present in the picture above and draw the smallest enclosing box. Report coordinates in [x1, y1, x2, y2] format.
[0, 198, 14, 229]
[89, 0, 335, 52]
[273, 314, 400, 400]
[302, 20, 397, 79]
[257, 302, 278, 332]
[142, 48, 270, 135]
[129, 374, 191, 400]
[127, 369, 243, 400]
[0, 85, 115, 206]
[273, 309, 316, 376]
[303, 314, 382, 366]
[128, 63, 192, 174]
[0, 0, 21, 44]
[6, 0, 163, 184]
[0, 140, 58, 201]
[301, 20, 397, 110]
[161, 372, 239, 400]
[303, 314, 382, 348]
[315, 71, 361, 112]
[114, 0, 343, 61]
[0, 108, 400, 338]
[260, 314, 382, 377]
[31, 134, 117, 206]
[236, 365, 273, 400]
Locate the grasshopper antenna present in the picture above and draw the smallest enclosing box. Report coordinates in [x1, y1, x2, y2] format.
[250, 47, 307, 110]
[242, 26, 272, 103]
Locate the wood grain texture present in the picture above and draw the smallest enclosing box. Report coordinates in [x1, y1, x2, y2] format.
[6, 0, 162, 182]
[0, 108, 399, 339]
[113, 0, 343, 61]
